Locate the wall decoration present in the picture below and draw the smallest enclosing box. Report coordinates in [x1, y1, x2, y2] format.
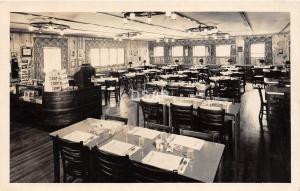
[237, 46, 243, 52]
[11, 52, 18, 58]
[21, 47, 32, 57]
[71, 60, 76, 68]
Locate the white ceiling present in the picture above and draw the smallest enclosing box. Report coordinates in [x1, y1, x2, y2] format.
[10, 12, 290, 41]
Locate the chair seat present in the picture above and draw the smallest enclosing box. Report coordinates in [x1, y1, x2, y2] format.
[106, 87, 116, 91]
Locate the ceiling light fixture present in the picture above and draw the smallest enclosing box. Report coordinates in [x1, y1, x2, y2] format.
[208, 32, 231, 40]
[129, 13, 135, 20]
[156, 37, 175, 43]
[171, 12, 177, 20]
[165, 11, 172, 17]
[116, 32, 141, 40]
[28, 21, 70, 35]
[186, 24, 217, 34]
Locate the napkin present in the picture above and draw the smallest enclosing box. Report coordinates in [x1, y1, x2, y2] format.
[169, 135, 204, 150]
[128, 127, 161, 140]
[62, 130, 96, 144]
[99, 140, 140, 156]
[142, 151, 185, 172]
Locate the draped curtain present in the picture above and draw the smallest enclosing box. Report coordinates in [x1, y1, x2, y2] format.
[33, 37, 68, 79]
[244, 36, 272, 65]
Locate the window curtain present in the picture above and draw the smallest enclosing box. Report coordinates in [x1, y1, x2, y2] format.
[230, 44, 236, 63]
[244, 36, 272, 65]
[33, 37, 68, 79]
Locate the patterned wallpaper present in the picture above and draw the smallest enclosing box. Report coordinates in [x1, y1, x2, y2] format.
[244, 36, 273, 65]
[33, 37, 68, 79]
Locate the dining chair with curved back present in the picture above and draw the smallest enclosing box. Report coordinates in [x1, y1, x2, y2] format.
[132, 161, 176, 182]
[140, 100, 163, 127]
[170, 103, 194, 134]
[55, 135, 90, 183]
[196, 107, 227, 144]
[92, 147, 133, 182]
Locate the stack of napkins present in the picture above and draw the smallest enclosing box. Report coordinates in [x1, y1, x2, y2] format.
[169, 135, 204, 150]
[62, 131, 96, 144]
[99, 140, 140, 156]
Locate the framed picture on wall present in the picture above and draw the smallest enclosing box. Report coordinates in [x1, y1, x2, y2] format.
[21, 47, 32, 57]
[71, 60, 76, 68]
[237, 46, 243, 52]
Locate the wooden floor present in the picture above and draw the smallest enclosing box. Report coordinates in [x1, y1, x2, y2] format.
[10, 83, 290, 182]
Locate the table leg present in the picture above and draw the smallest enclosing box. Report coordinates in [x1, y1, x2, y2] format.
[136, 103, 140, 126]
[52, 138, 60, 183]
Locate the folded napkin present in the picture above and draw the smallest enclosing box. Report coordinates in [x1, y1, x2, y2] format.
[99, 140, 140, 156]
[62, 131, 96, 144]
[128, 127, 161, 140]
[169, 135, 204, 150]
[142, 151, 188, 173]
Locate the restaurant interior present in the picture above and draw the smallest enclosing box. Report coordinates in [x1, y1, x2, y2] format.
[9, 11, 291, 183]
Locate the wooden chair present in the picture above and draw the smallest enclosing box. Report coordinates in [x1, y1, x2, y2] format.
[179, 129, 215, 142]
[55, 136, 90, 183]
[165, 85, 180, 96]
[258, 86, 268, 123]
[179, 86, 197, 97]
[253, 68, 264, 87]
[105, 80, 120, 105]
[145, 83, 158, 94]
[92, 147, 133, 182]
[196, 107, 229, 144]
[146, 122, 173, 133]
[132, 161, 176, 182]
[170, 103, 194, 134]
[104, 114, 128, 125]
[140, 100, 163, 127]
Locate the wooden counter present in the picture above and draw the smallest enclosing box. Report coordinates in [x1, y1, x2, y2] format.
[11, 85, 102, 129]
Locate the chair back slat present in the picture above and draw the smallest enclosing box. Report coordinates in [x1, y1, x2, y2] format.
[93, 147, 133, 182]
[132, 161, 175, 182]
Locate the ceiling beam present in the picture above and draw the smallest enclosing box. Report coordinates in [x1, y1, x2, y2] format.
[239, 12, 253, 32]
[280, 22, 290, 33]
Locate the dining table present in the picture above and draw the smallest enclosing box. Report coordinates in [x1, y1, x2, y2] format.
[159, 74, 188, 80]
[147, 81, 210, 93]
[133, 94, 241, 160]
[49, 118, 225, 183]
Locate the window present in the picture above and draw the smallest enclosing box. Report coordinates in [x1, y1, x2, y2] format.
[251, 43, 265, 57]
[216, 45, 231, 57]
[154, 46, 164, 57]
[90, 49, 100, 67]
[172, 46, 183, 57]
[90, 48, 125, 66]
[117, 48, 125, 65]
[43, 47, 61, 73]
[193, 45, 206, 57]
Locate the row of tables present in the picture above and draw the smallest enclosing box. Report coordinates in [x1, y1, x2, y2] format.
[49, 118, 225, 182]
[133, 94, 241, 160]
